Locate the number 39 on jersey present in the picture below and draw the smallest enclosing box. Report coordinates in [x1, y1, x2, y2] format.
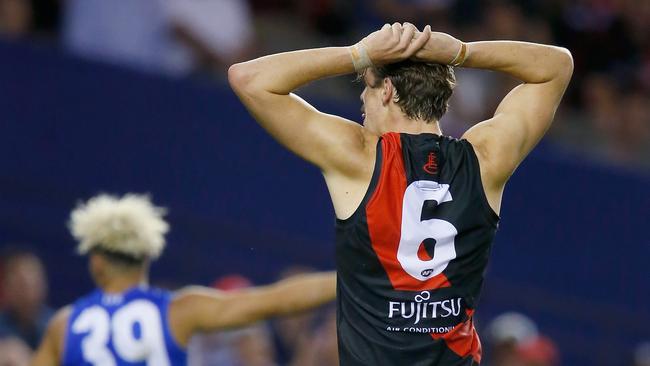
[71, 300, 171, 366]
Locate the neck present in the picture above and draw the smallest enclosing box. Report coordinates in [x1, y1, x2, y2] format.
[388, 119, 442, 135]
[100, 270, 148, 294]
[396, 120, 442, 135]
[383, 108, 442, 135]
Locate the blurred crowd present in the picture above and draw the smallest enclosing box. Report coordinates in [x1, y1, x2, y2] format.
[0, 0, 648, 169]
[0, 2, 647, 364]
[1, 247, 649, 366]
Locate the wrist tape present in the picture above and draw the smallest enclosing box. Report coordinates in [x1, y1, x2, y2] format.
[349, 42, 374, 72]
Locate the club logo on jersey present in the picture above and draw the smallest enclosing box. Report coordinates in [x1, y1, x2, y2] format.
[423, 152, 438, 175]
[385, 291, 464, 334]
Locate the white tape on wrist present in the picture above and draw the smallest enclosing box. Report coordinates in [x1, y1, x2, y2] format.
[349, 42, 374, 72]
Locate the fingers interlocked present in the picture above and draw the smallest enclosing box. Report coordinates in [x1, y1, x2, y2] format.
[366, 22, 433, 65]
[388, 22, 431, 57]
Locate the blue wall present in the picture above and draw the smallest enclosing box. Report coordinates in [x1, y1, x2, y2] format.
[1, 40, 648, 365]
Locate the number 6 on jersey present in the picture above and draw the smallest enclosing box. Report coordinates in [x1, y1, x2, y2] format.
[397, 181, 458, 281]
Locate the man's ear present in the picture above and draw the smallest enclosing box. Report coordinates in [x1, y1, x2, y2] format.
[382, 78, 396, 105]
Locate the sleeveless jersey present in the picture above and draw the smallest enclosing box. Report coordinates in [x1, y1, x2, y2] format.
[336, 132, 499, 366]
[62, 286, 187, 366]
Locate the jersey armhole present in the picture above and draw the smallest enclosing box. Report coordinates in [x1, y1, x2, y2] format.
[336, 138, 383, 228]
[163, 294, 188, 353]
[59, 306, 74, 365]
[464, 140, 500, 227]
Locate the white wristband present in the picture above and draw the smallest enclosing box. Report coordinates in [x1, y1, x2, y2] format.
[349, 42, 374, 72]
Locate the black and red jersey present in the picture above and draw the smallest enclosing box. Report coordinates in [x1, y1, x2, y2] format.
[335, 132, 499, 366]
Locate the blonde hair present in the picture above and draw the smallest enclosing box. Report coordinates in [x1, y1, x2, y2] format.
[69, 194, 169, 260]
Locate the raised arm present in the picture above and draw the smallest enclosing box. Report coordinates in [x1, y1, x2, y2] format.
[169, 271, 336, 346]
[414, 32, 573, 212]
[227, 23, 430, 176]
[461, 41, 573, 181]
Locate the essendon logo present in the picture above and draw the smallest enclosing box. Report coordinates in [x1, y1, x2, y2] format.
[423, 152, 438, 175]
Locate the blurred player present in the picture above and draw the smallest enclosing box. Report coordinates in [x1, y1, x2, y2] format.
[229, 23, 572, 365]
[31, 194, 335, 365]
[0, 249, 52, 349]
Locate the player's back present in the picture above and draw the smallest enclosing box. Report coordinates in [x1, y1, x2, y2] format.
[62, 286, 186, 366]
[336, 132, 499, 366]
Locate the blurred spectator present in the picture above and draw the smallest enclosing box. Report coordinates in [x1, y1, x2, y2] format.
[483, 312, 562, 366]
[296, 0, 354, 41]
[289, 306, 338, 366]
[0, 336, 31, 366]
[187, 274, 277, 366]
[0, 0, 58, 38]
[62, 0, 253, 76]
[484, 312, 539, 366]
[577, 74, 650, 167]
[0, 249, 52, 350]
[3, 0, 645, 166]
[515, 336, 559, 366]
[635, 341, 650, 366]
[554, 0, 637, 80]
[368, 0, 456, 30]
[167, 0, 255, 69]
[0, 0, 31, 37]
[189, 325, 277, 366]
[271, 266, 324, 365]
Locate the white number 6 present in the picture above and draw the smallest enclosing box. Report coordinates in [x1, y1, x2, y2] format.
[397, 180, 458, 281]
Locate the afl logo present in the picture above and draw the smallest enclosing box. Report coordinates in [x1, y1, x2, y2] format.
[421, 268, 434, 277]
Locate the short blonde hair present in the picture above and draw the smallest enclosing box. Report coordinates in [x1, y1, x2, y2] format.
[69, 194, 169, 260]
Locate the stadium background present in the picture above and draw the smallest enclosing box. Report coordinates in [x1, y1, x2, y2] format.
[0, 0, 648, 365]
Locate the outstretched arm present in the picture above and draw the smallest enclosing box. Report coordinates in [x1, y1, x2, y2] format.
[228, 23, 431, 176]
[169, 271, 336, 346]
[414, 33, 573, 212]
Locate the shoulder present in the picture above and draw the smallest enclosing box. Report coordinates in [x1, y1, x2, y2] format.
[168, 286, 226, 346]
[169, 286, 231, 316]
[46, 306, 72, 348]
[171, 286, 223, 303]
[139, 286, 174, 302]
[49, 306, 72, 332]
[169, 286, 228, 324]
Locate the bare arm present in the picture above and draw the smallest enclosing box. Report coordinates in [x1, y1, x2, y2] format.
[414, 33, 573, 212]
[461, 41, 574, 183]
[228, 48, 365, 175]
[169, 271, 336, 346]
[228, 23, 431, 176]
[31, 307, 71, 366]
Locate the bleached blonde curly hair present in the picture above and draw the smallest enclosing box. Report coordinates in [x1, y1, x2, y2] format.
[69, 194, 169, 260]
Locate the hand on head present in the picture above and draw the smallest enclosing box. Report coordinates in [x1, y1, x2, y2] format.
[412, 31, 464, 65]
[360, 22, 432, 65]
